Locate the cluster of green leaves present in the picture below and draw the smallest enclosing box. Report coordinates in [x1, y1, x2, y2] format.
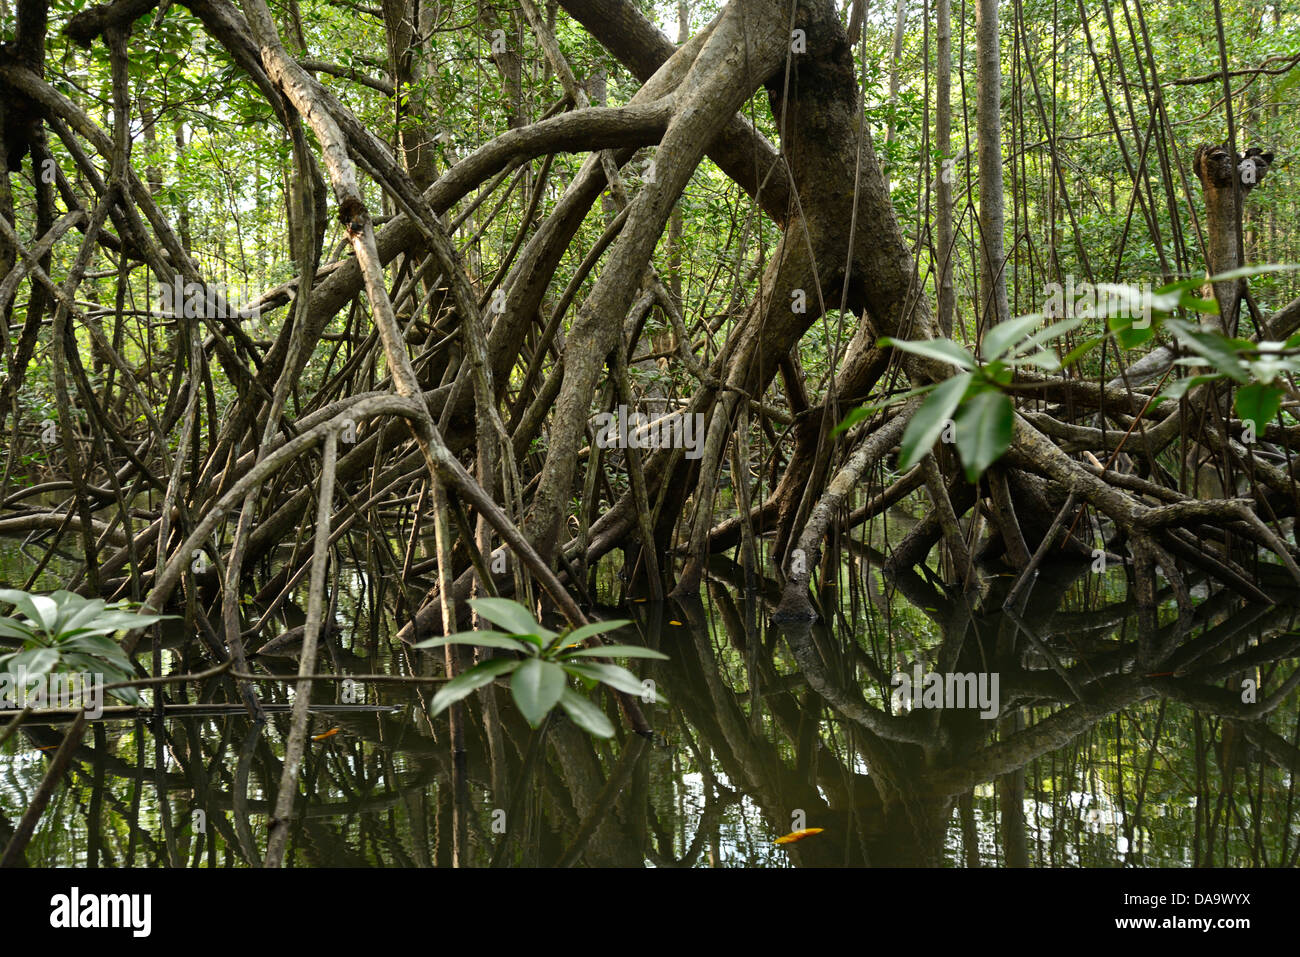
[417, 597, 666, 738]
[844, 266, 1299, 483]
[1136, 267, 1300, 426]
[0, 589, 171, 705]
[871, 313, 1084, 481]
[1159, 324, 1300, 427]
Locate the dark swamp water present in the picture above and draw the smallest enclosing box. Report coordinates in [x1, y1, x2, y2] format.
[3, 536, 1300, 868]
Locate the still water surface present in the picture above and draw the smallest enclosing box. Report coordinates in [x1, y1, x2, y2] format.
[3, 547, 1299, 867]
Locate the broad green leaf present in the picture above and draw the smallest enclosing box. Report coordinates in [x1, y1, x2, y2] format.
[0, 591, 59, 633]
[61, 608, 171, 635]
[430, 658, 520, 716]
[61, 653, 141, 705]
[56, 598, 109, 636]
[1062, 334, 1105, 368]
[1108, 312, 1156, 350]
[26, 595, 61, 634]
[982, 315, 1044, 362]
[953, 390, 1014, 481]
[467, 597, 555, 639]
[47, 591, 85, 634]
[558, 688, 614, 738]
[1010, 317, 1083, 358]
[1180, 294, 1220, 315]
[1015, 350, 1062, 371]
[1234, 382, 1284, 429]
[107, 686, 143, 707]
[559, 619, 633, 645]
[1096, 283, 1176, 319]
[1166, 321, 1249, 382]
[1247, 352, 1298, 384]
[5, 647, 60, 678]
[60, 651, 130, 679]
[830, 405, 871, 437]
[560, 644, 669, 660]
[1154, 276, 1208, 296]
[898, 372, 972, 469]
[510, 658, 566, 727]
[0, 618, 36, 641]
[562, 661, 662, 700]
[877, 336, 975, 370]
[60, 634, 135, 674]
[837, 383, 939, 422]
[1152, 276, 1216, 314]
[60, 619, 169, 640]
[983, 360, 1013, 385]
[413, 630, 532, 654]
[1155, 372, 1226, 406]
[1205, 263, 1299, 283]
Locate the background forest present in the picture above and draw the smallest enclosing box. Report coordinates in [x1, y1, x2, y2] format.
[1, 0, 1300, 871]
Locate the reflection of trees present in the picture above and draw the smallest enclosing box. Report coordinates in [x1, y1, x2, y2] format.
[5, 561, 1300, 868]
[673, 558, 1300, 866]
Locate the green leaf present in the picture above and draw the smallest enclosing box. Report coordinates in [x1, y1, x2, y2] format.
[467, 597, 555, 639]
[1101, 283, 1177, 318]
[0, 590, 58, 633]
[510, 658, 566, 727]
[413, 629, 532, 654]
[429, 658, 520, 716]
[983, 360, 1013, 385]
[60, 652, 141, 705]
[62, 608, 171, 635]
[953, 390, 1014, 481]
[877, 337, 976, 370]
[1153, 275, 1211, 304]
[1205, 263, 1300, 283]
[559, 619, 633, 645]
[898, 372, 972, 469]
[1155, 372, 1226, 406]
[560, 644, 669, 660]
[1108, 312, 1156, 350]
[1015, 350, 1062, 371]
[1166, 321, 1250, 382]
[60, 620, 167, 641]
[1234, 382, 1284, 429]
[558, 688, 614, 738]
[1181, 294, 1221, 315]
[5, 647, 59, 678]
[836, 383, 939, 422]
[59, 634, 135, 674]
[106, 684, 142, 706]
[56, 598, 109, 636]
[982, 315, 1045, 362]
[1061, 334, 1105, 368]
[0, 617, 37, 642]
[830, 405, 871, 437]
[1010, 317, 1083, 358]
[562, 661, 661, 700]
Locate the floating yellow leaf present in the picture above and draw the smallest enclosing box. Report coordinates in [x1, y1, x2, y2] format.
[669, 620, 683, 626]
[312, 727, 341, 741]
[775, 827, 824, 845]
